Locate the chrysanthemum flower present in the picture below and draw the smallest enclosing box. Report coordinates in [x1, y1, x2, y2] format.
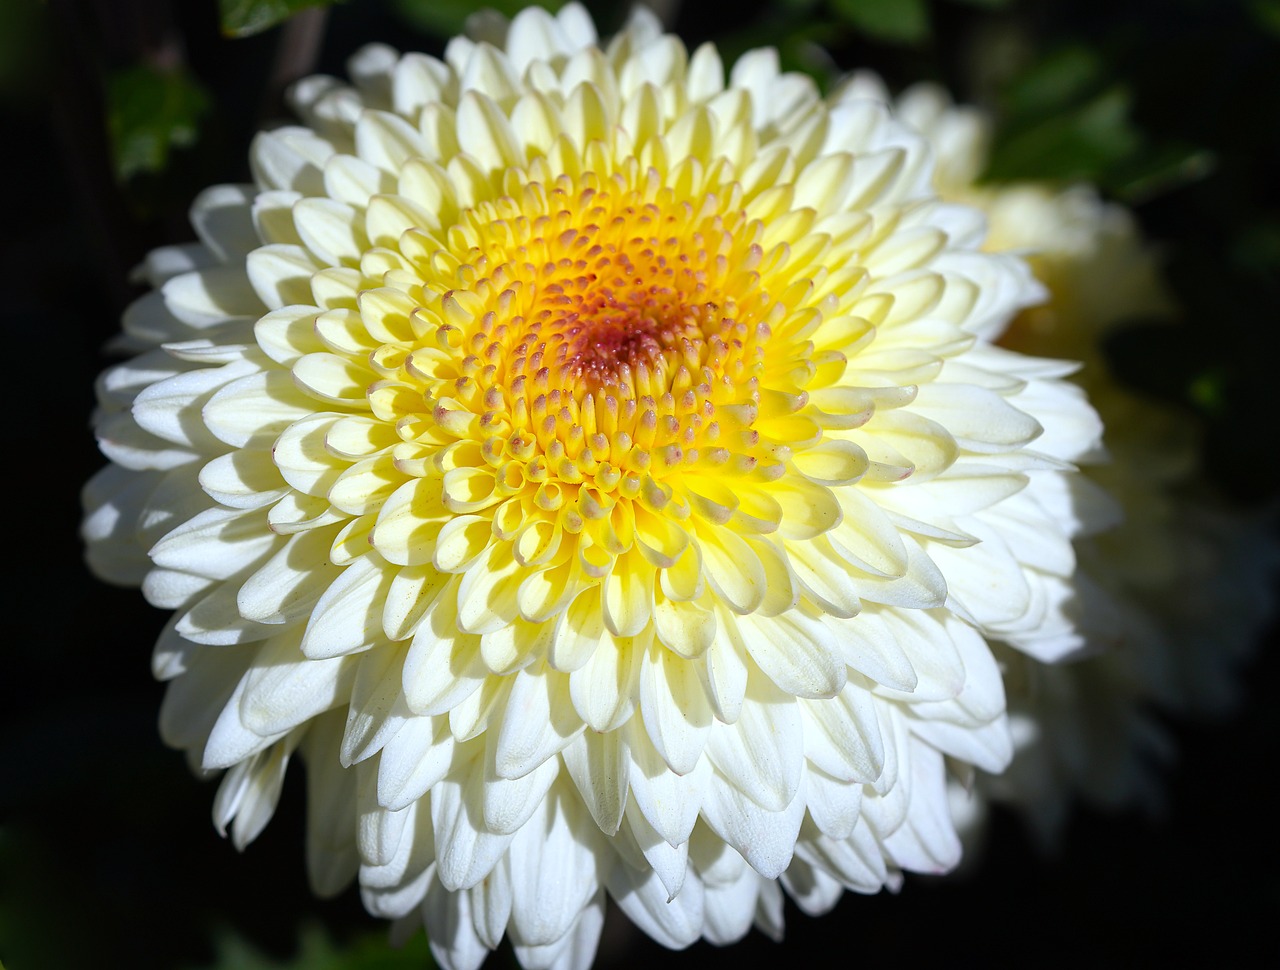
[870, 77, 1278, 839]
[83, 7, 1102, 966]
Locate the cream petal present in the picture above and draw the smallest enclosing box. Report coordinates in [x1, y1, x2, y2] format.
[245, 244, 319, 309]
[480, 751, 558, 836]
[567, 624, 643, 733]
[203, 369, 316, 448]
[700, 768, 804, 879]
[423, 875, 491, 970]
[236, 526, 345, 625]
[626, 722, 704, 846]
[560, 726, 628, 836]
[780, 854, 845, 916]
[377, 715, 454, 811]
[458, 42, 523, 105]
[346, 43, 398, 105]
[158, 642, 251, 751]
[704, 674, 802, 812]
[531, 889, 604, 970]
[431, 769, 517, 891]
[203, 673, 288, 769]
[700, 604, 749, 723]
[150, 506, 275, 580]
[456, 90, 523, 171]
[342, 646, 411, 766]
[638, 643, 713, 775]
[697, 526, 765, 614]
[402, 592, 486, 716]
[791, 822, 885, 895]
[608, 863, 704, 951]
[190, 183, 259, 259]
[301, 554, 389, 659]
[505, 6, 572, 73]
[651, 595, 715, 660]
[798, 679, 885, 785]
[505, 785, 603, 948]
[492, 668, 581, 780]
[880, 740, 961, 874]
[161, 265, 263, 327]
[293, 196, 366, 266]
[601, 556, 655, 637]
[302, 711, 360, 896]
[802, 766, 864, 840]
[175, 575, 270, 645]
[466, 852, 511, 949]
[251, 126, 335, 193]
[736, 609, 846, 699]
[240, 630, 355, 736]
[698, 864, 762, 945]
[391, 52, 452, 117]
[133, 358, 259, 450]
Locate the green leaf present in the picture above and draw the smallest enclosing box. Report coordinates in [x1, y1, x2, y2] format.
[391, 0, 563, 38]
[985, 87, 1141, 183]
[219, 0, 340, 38]
[191, 922, 435, 970]
[106, 65, 211, 182]
[1110, 142, 1215, 204]
[1000, 45, 1104, 119]
[828, 0, 930, 45]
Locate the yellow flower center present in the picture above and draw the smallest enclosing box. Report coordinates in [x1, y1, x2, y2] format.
[359, 160, 840, 590]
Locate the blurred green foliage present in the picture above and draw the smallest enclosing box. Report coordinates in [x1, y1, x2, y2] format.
[982, 45, 1212, 202]
[191, 923, 436, 970]
[0, 0, 47, 103]
[393, 0, 564, 36]
[107, 65, 212, 182]
[1250, 0, 1280, 34]
[220, 0, 346, 37]
[830, 0, 930, 44]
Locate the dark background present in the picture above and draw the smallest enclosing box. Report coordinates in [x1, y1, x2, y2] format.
[3, 1, 1279, 967]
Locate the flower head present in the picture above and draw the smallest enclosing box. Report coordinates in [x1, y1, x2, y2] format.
[84, 7, 1102, 966]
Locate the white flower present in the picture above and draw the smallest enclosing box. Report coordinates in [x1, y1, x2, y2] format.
[874, 77, 1279, 839]
[82, 7, 1102, 967]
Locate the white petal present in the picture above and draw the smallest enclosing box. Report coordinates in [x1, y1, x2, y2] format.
[781, 854, 847, 916]
[240, 632, 355, 736]
[561, 727, 629, 836]
[424, 876, 491, 970]
[378, 715, 455, 811]
[608, 863, 704, 951]
[506, 785, 605, 948]
[736, 609, 847, 699]
[190, 183, 259, 259]
[491, 667, 581, 780]
[149, 507, 275, 580]
[301, 555, 388, 659]
[626, 722, 705, 847]
[700, 768, 804, 879]
[236, 526, 345, 626]
[431, 769, 517, 890]
[704, 673, 803, 812]
[638, 643, 713, 775]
